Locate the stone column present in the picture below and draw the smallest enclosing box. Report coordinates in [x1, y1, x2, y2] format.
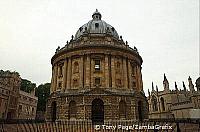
[91, 58, 94, 87]
[128, 60, 132, 89]
[111, 56, 116, 88]
[138, 66, 143, 91]
[50, 67, 54, 93]
[54, 64, 58, 91]
[85, 54, 90, 88]
[104, 55, 109, 88]
[66, 57, 72, 89]
[63, 59, 67, 91]
[123, 57, 128, 89]
[135, 66, 140, 91]
[79, 56, 84, 88]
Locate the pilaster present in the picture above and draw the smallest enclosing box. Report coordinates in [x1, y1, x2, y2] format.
[54, 64, 58, 91]
[67, 57, 72, 89]
[104, 55, 109, 88]
[128, 60, 132, 89]
[63, 59, 67, 91]
[111, 56, 116, 88]
[85, 55, 91, 88]
[79, 56, 84, 88]
[123, 57, 128, 89]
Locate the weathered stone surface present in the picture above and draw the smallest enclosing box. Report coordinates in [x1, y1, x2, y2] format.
[46, 10, 148, 122]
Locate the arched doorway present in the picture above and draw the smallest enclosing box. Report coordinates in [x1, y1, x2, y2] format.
[68, 100, 77, 120]
[119, 100, 126, 119]
[92, 98, 104, 124]
[151, 96, 158, 111]
[160, 97, 165, 111]
[51, 101, 57, 122]
[138, 101, 143, 121]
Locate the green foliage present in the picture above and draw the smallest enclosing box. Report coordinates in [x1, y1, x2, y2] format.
[20, 79, 36, 93]
[35, 83, 50, 111]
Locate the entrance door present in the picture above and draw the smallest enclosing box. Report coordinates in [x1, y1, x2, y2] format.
[138, 101, 143, 121]
[92, 99, 104, 124]
[7, 112, 12, 119]
[51, 101, 57, 122]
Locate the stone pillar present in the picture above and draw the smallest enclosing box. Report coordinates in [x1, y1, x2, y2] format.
[50, 67, 54, 93]
[128, 60, 132, 89]
[136, 66, 142, 91]
[83, 96, 86, 119]
[91, 58, 94, 87]
[85, 54, 91, 88]
[54, 64, 58, 91]
[79, 56, 84, 88]
[63, 59, 67, 91]
[104, 55, 109, 88]
[139, 67, 143, 91]
[123, 57, 128, 89]
[138, 66, 142, 91]
[111, 56, 116, 88]
[67, 57, 72, 89]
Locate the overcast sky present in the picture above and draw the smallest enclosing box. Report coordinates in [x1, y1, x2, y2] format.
[0, 0, 199, 94]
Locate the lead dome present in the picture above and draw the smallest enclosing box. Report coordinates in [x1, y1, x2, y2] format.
[74, 9, 119, 40]
[196, 77, 200, 88]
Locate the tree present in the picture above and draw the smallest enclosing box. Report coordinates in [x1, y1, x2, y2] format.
[35, 83, 50, 111]
[20, 79, 36, 93]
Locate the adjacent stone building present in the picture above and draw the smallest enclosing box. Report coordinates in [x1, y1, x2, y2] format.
[18, 90, 38, 119]
[0, 70, 38, 119]
[0, 70, 21, 119]
[46, 10, 148, 123]
[148, 74, 200, 119]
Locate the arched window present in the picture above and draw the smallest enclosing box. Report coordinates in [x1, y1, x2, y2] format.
[119, 100, 126, 119]
[51, 101, 57, 122]
[138, 101, 143, 121]
[160, 97, 165, 111]
[131, 66, 135, 76]
[59, 64, 63, 77]
[69, 100, 77, 119]
[151, 96, 158, 111]
[116, 79, 122, 87]
[116, 61, 120, 68]
[73, 62, 79, 73]
[73, 78, 79, 88]
[116, 61, 121, 73]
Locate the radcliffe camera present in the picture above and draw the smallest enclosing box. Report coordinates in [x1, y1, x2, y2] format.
[0, 1, 199, 132]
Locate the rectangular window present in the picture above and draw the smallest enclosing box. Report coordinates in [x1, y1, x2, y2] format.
[59, 65, 63, 77]
[58, 82, 62, 89]
[94, 60, 100, 71]
[95, 77, 100, 85]
[19, 105, 22, 112]
[133, 81, 136, 87]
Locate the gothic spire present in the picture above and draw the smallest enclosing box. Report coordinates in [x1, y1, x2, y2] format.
[148, 89, 150, 96]
[156, 85, 158, 92]
[183, 81, 186, 91]
[152, 82, 154, 91]
[188, 76, 195, 92]
[175, 82, 178, 91]
[164, 73, 168, 81]
[163, 73, 169, 91]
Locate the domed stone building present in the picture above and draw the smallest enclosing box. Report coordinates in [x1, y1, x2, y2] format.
[196, 77, 200, 91]
[46, 10, 148, 123]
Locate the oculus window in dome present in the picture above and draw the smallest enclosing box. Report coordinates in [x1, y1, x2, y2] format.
[74, 9, 119, 40]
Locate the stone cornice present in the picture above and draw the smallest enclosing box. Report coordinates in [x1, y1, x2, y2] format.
[58, 88, 136, 96]
[52, 44, 142, 66]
